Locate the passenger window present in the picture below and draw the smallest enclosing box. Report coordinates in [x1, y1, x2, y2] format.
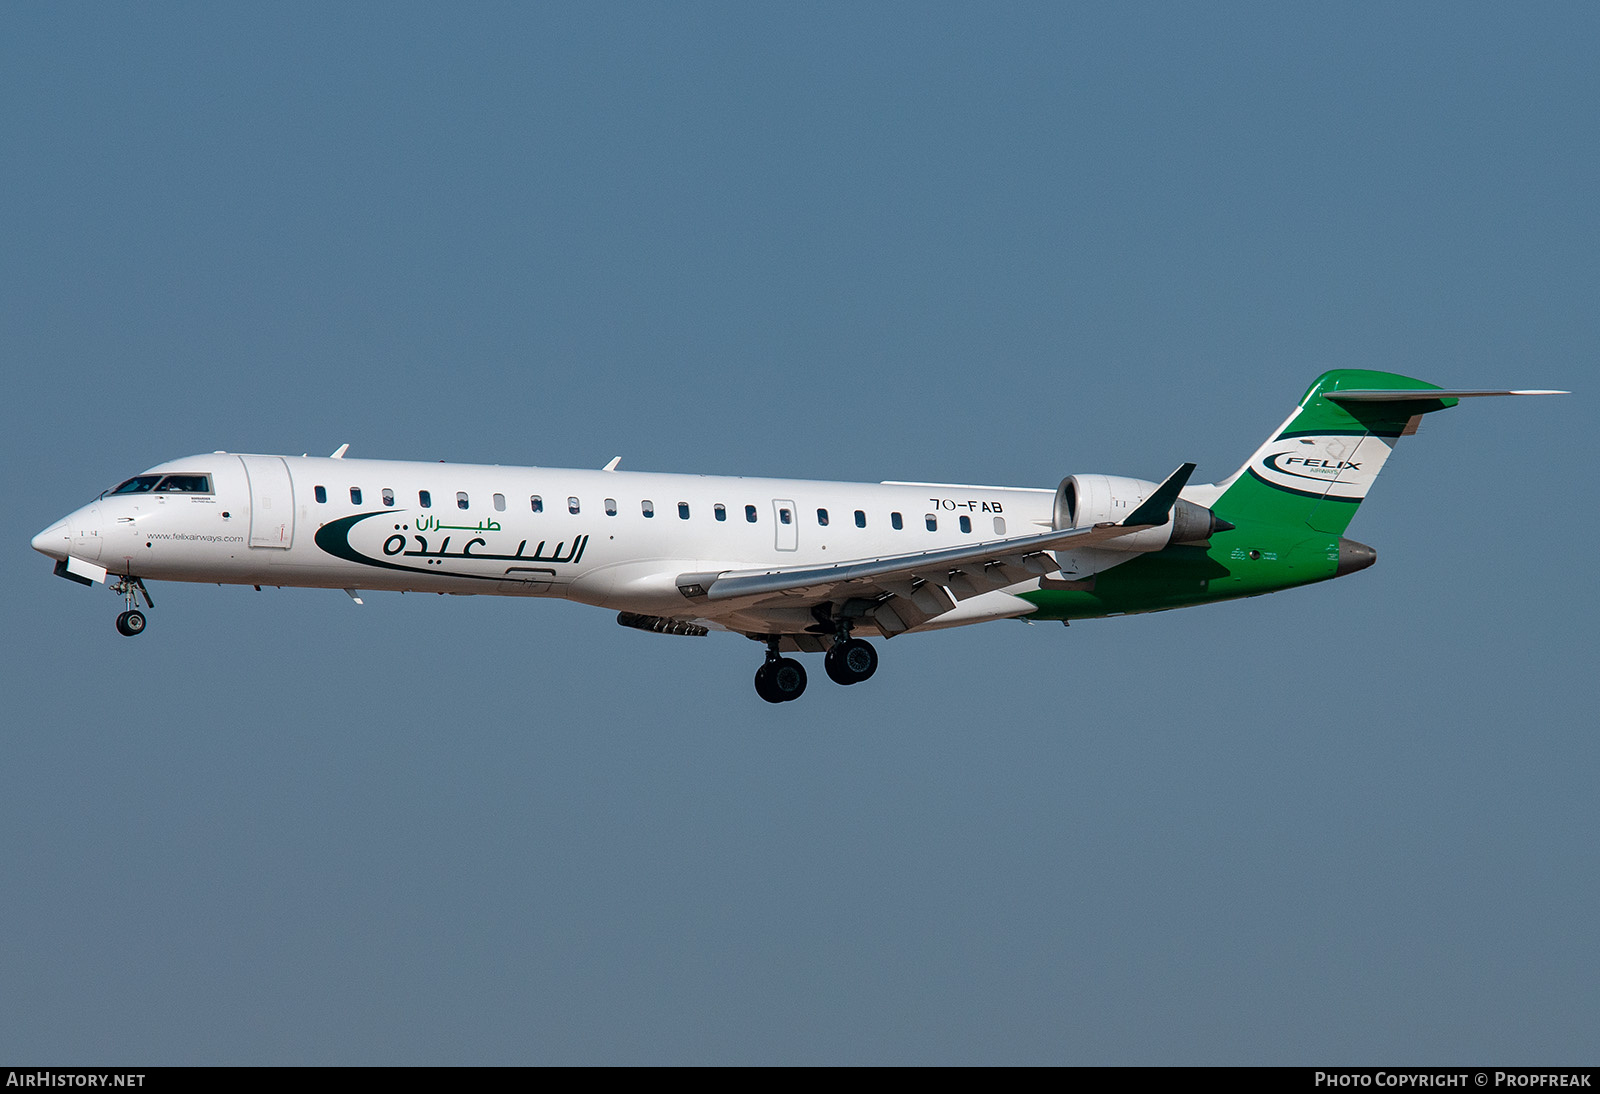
[854, 510, 866, 528]
[779, 508, 792, 525]
[642, 500, 654, 517]
[816, 508, 829, 526]
[960, 515, 972, 533]
[925, 514, 937, 531]
[350, 487, 362, 505]
[568, 497, 580, 515]
[494, 493, 506, 512]
[419, 490, 432, 508]
[891, 512, 903, 530]
[314, 486, 327, 504]
[531, 495, 543, 513]
[382, 488, 395, 507]
[745, 505, 757, 523]
[994, 516, 1006, 535]
[457, 491, 469, 510]
[678, 502, 690, 520]
[605, 498, 618, 516]
[714, 504, 726, 522]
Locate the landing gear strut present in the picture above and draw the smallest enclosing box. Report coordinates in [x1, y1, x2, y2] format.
[111, 575, 153, 638]
[754, 638, 807, 703]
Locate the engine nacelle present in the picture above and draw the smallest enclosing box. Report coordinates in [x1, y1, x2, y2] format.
[1054, 474, 1228, 552]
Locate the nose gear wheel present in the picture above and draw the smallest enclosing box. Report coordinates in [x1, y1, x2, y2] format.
[110, 575, 153, 637]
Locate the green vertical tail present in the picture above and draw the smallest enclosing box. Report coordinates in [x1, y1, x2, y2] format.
[1212, 370, 1458, 535]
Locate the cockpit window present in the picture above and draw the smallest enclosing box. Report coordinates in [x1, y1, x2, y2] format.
[157, 474, 212, 493]
[110, 473, 212, 495]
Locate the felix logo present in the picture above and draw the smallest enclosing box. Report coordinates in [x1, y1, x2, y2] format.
[1278, 456, 1361, 471]
[1248, 433, 1392, 501]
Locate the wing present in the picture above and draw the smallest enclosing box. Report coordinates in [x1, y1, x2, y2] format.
[675, 463, 1196, 636]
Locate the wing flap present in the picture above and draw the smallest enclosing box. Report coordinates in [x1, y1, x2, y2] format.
[692, 521, 1121, 605]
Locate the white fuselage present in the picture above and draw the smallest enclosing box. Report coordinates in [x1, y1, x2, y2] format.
[33, 374, 1554, 701]
[34, 452, 1061, 636]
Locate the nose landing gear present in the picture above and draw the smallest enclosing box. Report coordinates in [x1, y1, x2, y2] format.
[111, 575, 153, 638]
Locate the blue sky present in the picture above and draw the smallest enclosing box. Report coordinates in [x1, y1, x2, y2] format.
[3, 3, 1593, 1064]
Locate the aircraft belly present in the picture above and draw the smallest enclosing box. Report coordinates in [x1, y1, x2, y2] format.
[569, 560, 732, 614]
[1049, 545, 1137, 582]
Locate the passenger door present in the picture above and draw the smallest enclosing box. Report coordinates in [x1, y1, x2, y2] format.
[238, 455, 295, 548]
[772, 499, 797, 551]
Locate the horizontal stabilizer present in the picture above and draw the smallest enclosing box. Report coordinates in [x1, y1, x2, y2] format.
[1326, 388, 1568, 402]
[1216, 369, 1567, 537]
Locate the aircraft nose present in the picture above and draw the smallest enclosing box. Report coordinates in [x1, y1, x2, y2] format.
[32, 518, 69, 560]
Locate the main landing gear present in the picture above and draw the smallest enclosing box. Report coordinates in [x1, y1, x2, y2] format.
[755, 641, 808, 704]
[753, 633, 879, 703]
[111, 575, 153, 638]
[824, 637, 878, 686]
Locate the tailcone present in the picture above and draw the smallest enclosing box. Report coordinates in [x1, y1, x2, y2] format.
[1335, 537, 1377, 576]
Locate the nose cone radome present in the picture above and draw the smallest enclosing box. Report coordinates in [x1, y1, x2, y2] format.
[32, 519, 69, 560]
[1335, 537, 1377, 577]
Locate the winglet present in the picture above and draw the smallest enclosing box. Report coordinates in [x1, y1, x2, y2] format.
[602, 456, 622, 472]
[331, 443, 350, 459]
[1123, 463, 1196, 527]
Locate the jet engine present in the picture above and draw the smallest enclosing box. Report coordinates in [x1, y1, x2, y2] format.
[1053, 474, 1231, 551]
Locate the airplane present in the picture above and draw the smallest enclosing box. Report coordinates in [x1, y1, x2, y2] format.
[32, 370, 1564, 702]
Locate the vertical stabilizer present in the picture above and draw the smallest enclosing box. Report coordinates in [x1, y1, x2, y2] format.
[1213, 370, 1457, 535]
